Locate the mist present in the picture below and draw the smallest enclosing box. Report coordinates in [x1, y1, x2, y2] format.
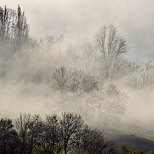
[1, 0, 154, 149]
[1, 0, 154, 62]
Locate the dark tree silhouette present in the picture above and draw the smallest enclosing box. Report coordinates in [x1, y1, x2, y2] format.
[60, 112, 83, 154]
[0, 113, 117, 154]
[26, 115, 43, 154]
[73, 125, 116, 154]
[38, 115, 62, 154]
[15, 113, 31, 154]
[0, 118, 20, 154]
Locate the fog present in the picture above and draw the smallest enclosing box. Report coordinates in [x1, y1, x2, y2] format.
[0, 0, 154, 137]
[1, 0, 154, 61]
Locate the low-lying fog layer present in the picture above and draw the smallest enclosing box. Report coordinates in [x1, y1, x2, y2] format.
[0, 80, 154, 133]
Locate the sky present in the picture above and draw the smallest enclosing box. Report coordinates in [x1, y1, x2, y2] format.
[1, 0, 154, 62]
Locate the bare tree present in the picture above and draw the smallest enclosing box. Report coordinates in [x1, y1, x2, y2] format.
[13, 5, 29, 53]
[52, 66, 69, 92]
[51, 66, 97, 94]
[38, 115, 62, 154]
[0, 113, 119, 153]
[0, 118, 19, 154]
[15, 113, 31, 154]
[68, 70, 98, 95]
[0, 5, 31, 78]
[60, 112, 83, 154]
[26, 115, 43, 154]
[96, 25, 127, 80]
[0, 6, 8, 42]
[72, 125, 116, 154]
[0, 5, 29, 52]
[93, 84, 126, 129]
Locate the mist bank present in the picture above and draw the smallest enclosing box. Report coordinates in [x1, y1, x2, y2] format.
[0, 5, 154, 136]
[1, 0, 154, 62]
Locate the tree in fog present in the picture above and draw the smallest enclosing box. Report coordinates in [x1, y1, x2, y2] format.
[0, 113, 118, 153]
[0, 5, 29, 52]
[15, 113, 31, 154]
[68, 70, 98, 95]
[38, 115, 62, 154]
[94, 84, 126, 129]
[60, 112, 83, 154]
[0, 118, 19, 154]
[130, 61, 154, 88]
[0, 6, 8, 43]
[26, 115, 43, 154]
[14, 5, 29, 52]
[0, 5, 30, 78]
[52, 66, 97, 94]
[73, 125, 116, 154]
[15, 114, 44, 154]
[52, 66, 69, 92]
[96, 25, 127, 80]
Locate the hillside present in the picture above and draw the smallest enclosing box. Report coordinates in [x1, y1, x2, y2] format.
[106, 132, 154, 152]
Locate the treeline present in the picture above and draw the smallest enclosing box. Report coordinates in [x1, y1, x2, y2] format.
[0, 112, 116, 154]
[0, 112, 153, 154]
[0, 5, 30, 52]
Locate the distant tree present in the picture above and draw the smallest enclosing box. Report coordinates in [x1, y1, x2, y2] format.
[93, 84, 126, 129]
[0, 5, 31, 78]
[51, 66, 98, 95]
[60, 112, 83, 154]
[96, 25, 127, 80]
[0, 118, 19, 154]
[0, 5, 29, 52]
[52, 66, 69, 92]
[68, 70, 98, 95]
[13, 5, 29, 52]
[0, 6, 8, 43]
[126, 61, 154, 88]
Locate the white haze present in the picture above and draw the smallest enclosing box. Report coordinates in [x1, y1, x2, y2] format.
[1, 0, 154, 62]
[0, 0, 154, 135]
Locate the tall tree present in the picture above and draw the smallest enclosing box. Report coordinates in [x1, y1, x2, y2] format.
[96, 25, 127, 80]
[14, 5, 29, 52]
[38, 115, 62, 154]
[93, 84, 126, 129]
[15, 113, 31, 154]
[0, 118, 19, 154]
[60, 113, 83, 154]
[26, 115, 43, 154]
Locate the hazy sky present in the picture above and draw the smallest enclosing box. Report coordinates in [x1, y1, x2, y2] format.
[1, 0, 154, 62]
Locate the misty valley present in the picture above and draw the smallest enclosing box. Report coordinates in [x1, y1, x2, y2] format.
[0, 4, 154, 154]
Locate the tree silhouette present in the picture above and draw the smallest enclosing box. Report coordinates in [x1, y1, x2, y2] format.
[0, 118, 20, 154]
